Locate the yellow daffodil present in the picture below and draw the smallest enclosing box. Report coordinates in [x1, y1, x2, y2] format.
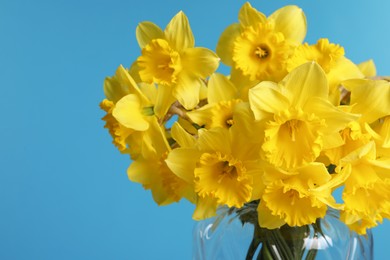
[136, 11, 219, 110]
[166, 126, 263, 220]
[287, 38, 364, 104]
[217, 2, 306, 82]
[258, 163, 349, 228]
[339, 142, 390, 234]
[249, 62, 359, 169]
[100, 65, 157, 157]
[187, 73, 242, 129]
[127, 118, 194, 205]
[324, 121, 372, 165]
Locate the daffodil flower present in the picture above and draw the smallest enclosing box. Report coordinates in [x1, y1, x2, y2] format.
[217, 2, 306, 83]
[249, 62, 359, 169]
[100, 65, 157, 157]
[127, 118, 194, 205]
[339, 142, 390, 234]
[166, 126, 263, 220]
[136, 11, 219, 110]
[258, 163, 349, 229]
[287, 38, 364, 104]
[187, 73, 242, 129]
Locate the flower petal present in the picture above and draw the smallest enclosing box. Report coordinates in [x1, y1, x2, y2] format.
[173, 73, 203, 110]
[181, 47, 219, 78]
[358, 59, 376, 77]
[165, 148, 201, 184]
[186, 104, 213, 127]
[197, 128, 231, 155]
[304, 97, 360, 133]
[257, 199, 286, 229]
[171, 122, 196, 148]
[327, 57, 364, 90]
[249, 81, 289, 120]
[238, 2, 266, 28]
[282, 62, 328, 107]
[154, 84, 176, 119]
[192, 196, 218, 220]
[216, 23, 241, 66]
[268, 5, 307, 45]
[136, 21, 164, 49]
[344, 79, 390, 123]
[208, 73, 237, 104]
[112, 94, 149, 131]
[164, 11, 194, 50]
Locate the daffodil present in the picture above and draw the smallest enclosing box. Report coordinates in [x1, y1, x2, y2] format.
[324, 121, 372, 165]
[339, 142, 390, 234]
[136, 11, 219, 110]
[187, 73, 242, 129]
[100, 65, 157, 157]
[217, 2, 306, 83]
[127, 117, 194, 205]
[249, 62, 359, 169]
[287, 39, 364, 104]
[258, 163, 349, 229]
[166, 126, 263, 220]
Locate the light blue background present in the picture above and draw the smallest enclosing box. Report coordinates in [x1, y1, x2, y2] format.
[1, 0, 389, 259]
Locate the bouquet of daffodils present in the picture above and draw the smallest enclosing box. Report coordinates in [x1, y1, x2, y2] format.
[100, 2, 390, 238]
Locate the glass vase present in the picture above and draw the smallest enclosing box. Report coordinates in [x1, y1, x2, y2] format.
[193, 202, 373, 260]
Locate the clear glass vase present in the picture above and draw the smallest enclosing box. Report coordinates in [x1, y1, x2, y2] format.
[193, 203, 373, 260]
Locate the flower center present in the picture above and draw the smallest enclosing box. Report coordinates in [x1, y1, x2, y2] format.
[137, 39, 182, 85]
[281, 119, 302, 142]
[194, 152, 252, 208]
[232, 22, 291, 81]
[209, 99, 242, 129]
[218, 161, 238, 182]
[262, 109, 325, 169]
[255, 45, 270, 59]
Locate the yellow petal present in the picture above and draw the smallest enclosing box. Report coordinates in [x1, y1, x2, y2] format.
[304, 97, 360, 133]
[165, 148, 201, 184]
[127, 157, 156, 186]
[268, 5, 307, 45]
[154, 84, 175, 119]
[327, 57, 364, 91]
[238, 2, 266, 28]
[181, 47, 219, 78]
[173, 73, 203, 110]
[282, 62, 328, 107]
[164, 11, 194, 51]
[143, 116, 170, 156]
[197, 128, 231, 155]
[112, 94, 149, 131]
[249, 81, 289, 120]
[171, 122, 196, 148]
[216, 23, 241, 66]
[136, 21, 164, 49]
[207, 73, 237, 104]
[257, 200, 286, 229]
[192, 196, 218, 220]
[186, 104, 213, 127]
[128, 61, 142, 83]
[344, 79, 390, 123]
[105, 65, 150, 105]
[358, 59, 377, 77]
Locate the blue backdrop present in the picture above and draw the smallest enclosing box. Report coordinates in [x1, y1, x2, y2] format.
[1, 0, 389, 259]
